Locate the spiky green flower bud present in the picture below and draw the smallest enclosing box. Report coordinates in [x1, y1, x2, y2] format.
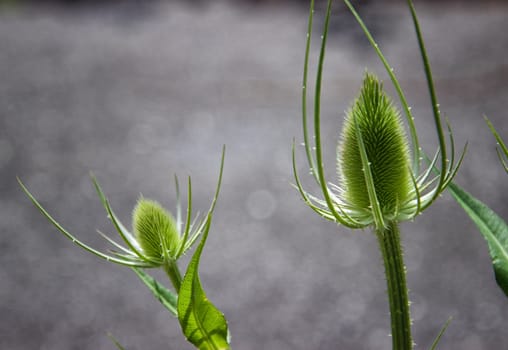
[338, 73, 411, 218]
[132, 198, 180, 261]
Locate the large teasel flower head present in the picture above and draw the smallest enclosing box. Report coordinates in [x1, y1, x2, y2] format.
[293, 0, 466, 230]
[19, 147, 225, 268]
[338, 74, 412, 220]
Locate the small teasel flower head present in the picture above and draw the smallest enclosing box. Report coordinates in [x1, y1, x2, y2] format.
[132, 198, 180, 262]
[19, 147, 226, 269]
[338, 73, 411, 219]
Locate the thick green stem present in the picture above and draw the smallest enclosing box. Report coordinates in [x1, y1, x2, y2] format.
[164, 259, 182, 293]
[376, 221, 413, 350]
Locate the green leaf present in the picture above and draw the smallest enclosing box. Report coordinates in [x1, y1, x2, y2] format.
[448, 183, 508, 296]
[132, 267, 178, 316]
[177, 217, 230, 350]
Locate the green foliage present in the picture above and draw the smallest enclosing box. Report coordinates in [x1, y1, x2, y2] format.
[177, 218, 230, 350]
[132, 267, 178, 316]
[448, 183, 508, 296]
[18, 0, 508, 347]
[132, 199, 180, 262]
[339, 73, 411, 216]
[19, 147, 228, 349]
[293, 0, 470, 348]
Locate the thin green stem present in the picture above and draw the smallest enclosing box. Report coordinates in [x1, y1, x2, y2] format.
[164, 259, 183, 293]
[376, 221, 413, 350]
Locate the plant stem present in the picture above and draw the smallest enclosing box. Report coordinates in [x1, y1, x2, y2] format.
[376, 221, 413, 350]
[164, 259, 182, 293]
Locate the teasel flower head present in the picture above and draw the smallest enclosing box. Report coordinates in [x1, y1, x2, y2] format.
[292, 0, 466, 230]
[132, 198, 181, 263]
[338, 73, 412, 223]
[19, 146, 225, 268]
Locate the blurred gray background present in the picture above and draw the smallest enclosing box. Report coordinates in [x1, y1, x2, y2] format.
[1, 0, 507, 349]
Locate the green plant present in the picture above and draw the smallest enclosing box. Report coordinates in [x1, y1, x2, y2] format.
[293, 0, 466, 349]
[296, 1, 508, 349]
[19, 147, 231, 350]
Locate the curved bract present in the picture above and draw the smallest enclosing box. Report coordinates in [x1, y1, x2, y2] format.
[485, 116, 508, 174]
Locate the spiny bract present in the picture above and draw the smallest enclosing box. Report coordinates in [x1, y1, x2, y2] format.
[338, 73, 411, 217]
[132, 198, 180, 261]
